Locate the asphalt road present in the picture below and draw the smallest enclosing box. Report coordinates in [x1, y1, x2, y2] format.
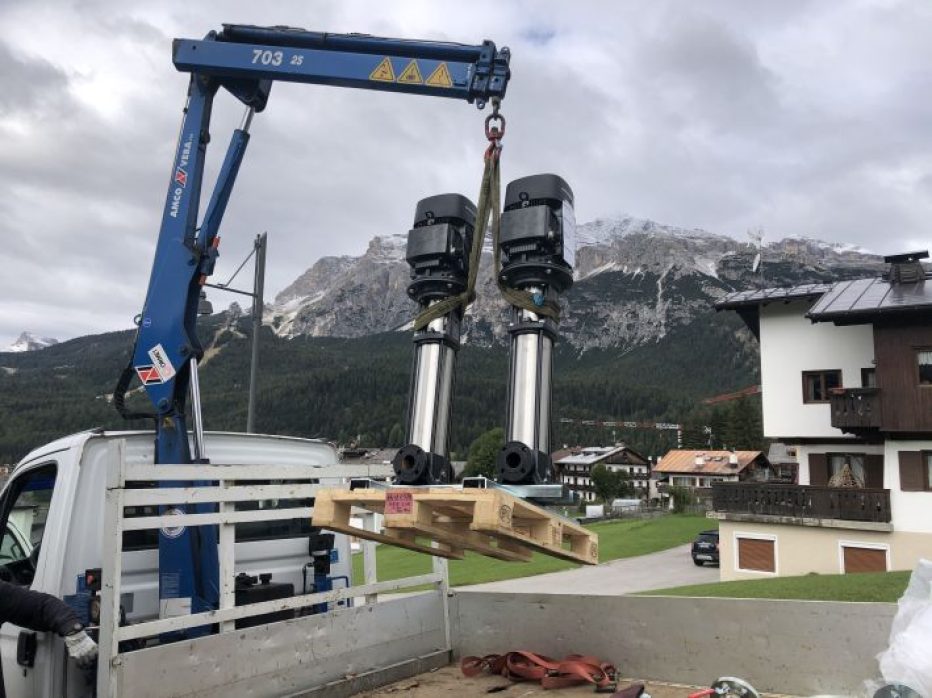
[459, 544, 718, 595]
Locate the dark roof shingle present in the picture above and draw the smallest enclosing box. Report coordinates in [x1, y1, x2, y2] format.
[807, 276, 932, 321]
[714, 283, 832, 310]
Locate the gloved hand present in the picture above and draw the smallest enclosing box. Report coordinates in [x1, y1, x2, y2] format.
[63, 629, 98, 668]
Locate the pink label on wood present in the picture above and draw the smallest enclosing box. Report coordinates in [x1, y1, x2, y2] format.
[385, 491, 414, 514]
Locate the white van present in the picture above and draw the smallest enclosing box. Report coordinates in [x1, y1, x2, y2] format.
[0, 430, 390, 698]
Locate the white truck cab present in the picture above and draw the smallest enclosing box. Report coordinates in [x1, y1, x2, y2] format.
[0, 430, 384, 698]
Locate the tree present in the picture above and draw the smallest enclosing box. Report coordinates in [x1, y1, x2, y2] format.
[679, 412, 709, 449]
[709, 407, 729, 450]
[668, 485, 693, 513]
[464, 427, 504, 479]
[387, 423, 405, 448]
[726, 397, 763, 451]
[615, 473, 636, 498]
[590, 464, 618, 503]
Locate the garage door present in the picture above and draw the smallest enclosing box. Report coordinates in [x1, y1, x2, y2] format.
[737, 537, 775, 572]
[843, 546, 887, 573]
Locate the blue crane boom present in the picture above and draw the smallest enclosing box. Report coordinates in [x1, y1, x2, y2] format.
[118, 23, 510, 628]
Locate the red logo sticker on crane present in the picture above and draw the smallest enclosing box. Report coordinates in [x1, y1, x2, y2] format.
[175, 168, 187, 187]
[136, 365, 162, 385]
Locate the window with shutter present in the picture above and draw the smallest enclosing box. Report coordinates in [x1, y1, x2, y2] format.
[802, 370, 842, 403]
[808, 453, 829, 486]
[864, 454, 884, 489]
[736, 536, 776, 573]
[899, 451, 927, 492]
[827, 453, 866, 487]
[842, 545, 887, 573]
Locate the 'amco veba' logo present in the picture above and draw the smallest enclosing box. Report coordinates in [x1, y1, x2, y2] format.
[169, 135, 194, 219]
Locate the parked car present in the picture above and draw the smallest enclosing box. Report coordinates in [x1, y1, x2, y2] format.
[691, 529, 719, 566]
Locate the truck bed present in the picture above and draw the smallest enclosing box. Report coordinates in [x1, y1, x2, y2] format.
[355, 665, 799, 698]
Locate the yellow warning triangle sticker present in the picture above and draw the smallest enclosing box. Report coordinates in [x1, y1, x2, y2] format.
[397, 60, 423, 85]
[369, 57, 395, 82]
[425, 62, 453, 88]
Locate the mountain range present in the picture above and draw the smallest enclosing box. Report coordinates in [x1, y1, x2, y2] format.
[0, 214, 885, 465]
[267, 215, 881, 349]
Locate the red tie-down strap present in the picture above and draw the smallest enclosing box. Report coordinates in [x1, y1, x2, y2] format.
[461, 651, 618, 690]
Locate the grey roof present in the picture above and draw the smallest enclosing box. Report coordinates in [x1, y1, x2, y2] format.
[555, 445, 650, 467]
[807, 276, 932, 321]
[555, 445, 627, 466]
[714, 283, 832, 310]
[767, 442, 798, 464]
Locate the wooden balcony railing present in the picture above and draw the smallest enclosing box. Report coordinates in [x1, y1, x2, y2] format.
[712, 482, 891, 523]
[830, 387, 881, 432]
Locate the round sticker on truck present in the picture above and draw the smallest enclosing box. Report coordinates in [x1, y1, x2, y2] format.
[161, 507, 186, 539]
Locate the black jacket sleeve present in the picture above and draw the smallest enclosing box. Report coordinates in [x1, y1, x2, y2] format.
[0, 580, 80, 636]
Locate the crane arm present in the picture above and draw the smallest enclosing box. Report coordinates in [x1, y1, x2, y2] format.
[175, 24, 510, 107]
[126, 24, 511, 448]
[117, 24, 510, 627]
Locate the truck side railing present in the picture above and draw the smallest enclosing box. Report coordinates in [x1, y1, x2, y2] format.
[97, 440, 450, 698]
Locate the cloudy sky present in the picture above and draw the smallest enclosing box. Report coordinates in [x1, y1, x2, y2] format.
[2, 0, 932, 345]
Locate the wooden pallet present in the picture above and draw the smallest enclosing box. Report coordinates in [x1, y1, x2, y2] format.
[312, 487, 599, 565]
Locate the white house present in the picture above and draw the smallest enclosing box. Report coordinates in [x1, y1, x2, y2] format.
[713, 252, 932, 580]
[553, 445, 650, 502]
[653, 449, 772, 490]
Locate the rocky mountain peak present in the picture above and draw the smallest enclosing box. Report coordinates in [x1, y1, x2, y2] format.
[365, 234, 408, 262]
[266, 213, 885, 349]
[577, 215, 727, 246]
[4, 332, 59, 353]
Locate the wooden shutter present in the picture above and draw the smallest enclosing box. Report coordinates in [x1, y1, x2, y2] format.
[737, 537, 775, 572]
[809, 453, 829, 486]
[843, 546, 887, 573]
[864, 454, 884, 489]
[899, 451, 924, 491]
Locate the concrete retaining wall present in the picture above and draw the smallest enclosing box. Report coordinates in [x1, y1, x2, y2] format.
[451, 591, 896, 696]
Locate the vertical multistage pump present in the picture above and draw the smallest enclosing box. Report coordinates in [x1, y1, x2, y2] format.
[393, 194, 477, 485]
[495, 174, 575, 485]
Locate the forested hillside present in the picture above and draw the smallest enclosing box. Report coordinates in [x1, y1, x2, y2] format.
[0, 308, 756, 464]
[3, 215, 888, 465]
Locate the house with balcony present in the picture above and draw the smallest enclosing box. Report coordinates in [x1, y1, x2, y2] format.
[553, 445, 650, 502]
[713, 251, 932, 579]
[653, 449, 772, 502]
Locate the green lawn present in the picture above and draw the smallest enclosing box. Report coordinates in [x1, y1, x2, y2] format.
[352, 513, 713, 588]
[643, 570, 910, 603]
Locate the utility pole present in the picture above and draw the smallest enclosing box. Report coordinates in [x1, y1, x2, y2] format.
[204, 231, 268, 433]
[247, 233, 267, 433]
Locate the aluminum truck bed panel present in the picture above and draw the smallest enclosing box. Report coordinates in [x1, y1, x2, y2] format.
[112, 593, 446, 698]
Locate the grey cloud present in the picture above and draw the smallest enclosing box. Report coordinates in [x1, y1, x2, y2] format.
[638, 12, 782, 133]
[2, 0, 932, 345]
[0, 40, 69, 116]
